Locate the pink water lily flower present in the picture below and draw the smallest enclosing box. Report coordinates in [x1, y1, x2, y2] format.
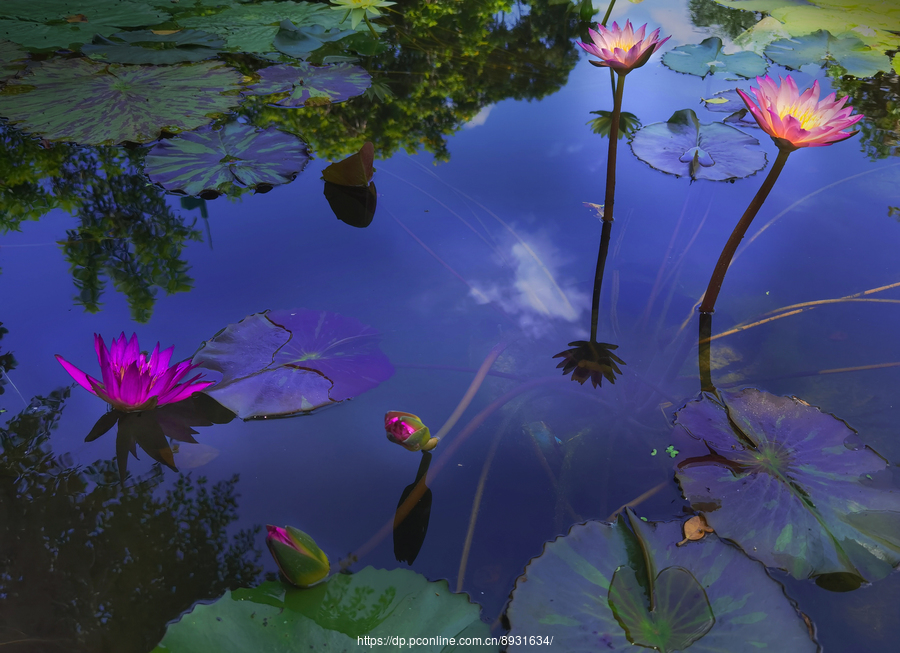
[56, 333, 214, 412]
[579, 20, 670, 74]
[737, 75, 863, 151]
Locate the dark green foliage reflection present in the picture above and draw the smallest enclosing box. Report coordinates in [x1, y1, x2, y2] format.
[239, 0, 580, 162]
[688, 0, 758, 40]
[0, 124, 202, 322]
[0, 390, 262, 653]
[828, 66, 900, 160]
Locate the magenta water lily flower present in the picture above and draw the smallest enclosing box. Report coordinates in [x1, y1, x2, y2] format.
[579, 20, 670, 74]
[737, 75, 863, 151]
[56, 333, 214, 412]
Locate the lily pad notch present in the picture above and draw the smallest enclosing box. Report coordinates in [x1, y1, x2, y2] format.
[193, 308, 394, 420]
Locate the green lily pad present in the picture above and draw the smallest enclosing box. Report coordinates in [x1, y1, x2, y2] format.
[608, 565, 714, 652]
[246, 62, 370, 107]
[144, 122, 309, 196]
[630, 109, 767, 181]
[717, 0, 900, 53]
[506, 509, 818, 652]
[193, 309, 394, 420]
[151, 568, 493, 652]
[176, 0, 362, 54]
[674, 388, 900, 582]
[0, 58, 242, 145]
[273, 19, 356, 59]
[765, 30, 891, 77]
[81, 29, 225, 65]
[0, 40, 27, 85]
[0, 0, 169, 51]
[662, 36, 768, 78]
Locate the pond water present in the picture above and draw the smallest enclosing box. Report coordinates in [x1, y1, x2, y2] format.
[2, 0, 900, 651]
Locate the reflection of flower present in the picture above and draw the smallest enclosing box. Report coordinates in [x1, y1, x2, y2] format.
[579, 21, 670, 74]
[266, 525, 330, 587]
[85, 394, 234, 482]
[553, 340, 625, 388]
[56, 333, 214, 412]
[736, 75, 862, 151]
[330, 0, 395, 30]
[385, 411, 438, 451]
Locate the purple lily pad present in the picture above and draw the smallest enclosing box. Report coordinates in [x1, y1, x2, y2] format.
[192, 309, 394, 420]
[245, 62, 371, 107]
[506, 509, 818, 652]
[144, 122, 310, 197]
[674, 388, 900, 582]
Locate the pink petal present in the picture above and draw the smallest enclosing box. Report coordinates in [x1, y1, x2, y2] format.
[55, 354, 96, 394]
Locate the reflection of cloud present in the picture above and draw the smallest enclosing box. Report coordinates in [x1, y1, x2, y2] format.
[470, 235, 588, 336]
[464, 105, 494, 129]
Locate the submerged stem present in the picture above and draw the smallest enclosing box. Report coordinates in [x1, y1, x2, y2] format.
[699, 149, 791, 314]
[590, 220, 613, 342]
[698, 312, 715, 394]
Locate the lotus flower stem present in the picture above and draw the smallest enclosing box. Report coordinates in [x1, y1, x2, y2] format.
[590, 219, 613, 342]
[698, 312, 715, 393]
[699, 148, 791, 314]
[600, 0, 617, 27]
[603, 73, 626, 226]
[363, 15, 378, 39]
[432, 340, 507, 442]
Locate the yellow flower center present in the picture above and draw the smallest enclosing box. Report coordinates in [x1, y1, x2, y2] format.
[610, 37, 636, 52]
[779, 103, 823, 130]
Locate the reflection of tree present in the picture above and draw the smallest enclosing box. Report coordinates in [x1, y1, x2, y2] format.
[0, 322, 15, 397]
[828, 65, 900, 160]
[0, 123, 203, 322]
[55, 147, 203, 322]
[0, 390, 262, 653]
[688, 0, 758, 40]
[0, 125, 76, 229]
[239, 0, 580, 161]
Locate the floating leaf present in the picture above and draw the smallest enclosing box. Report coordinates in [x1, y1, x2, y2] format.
[151, 568, 492, 652]
[715, 0, 900, 53]
[144, 123, 309, 197]
[0, 59, 242, 145]
[0, 40, 26, 84]
[322, 141, 374, 186]
[274, 19, 356, 59]
[674, 388, 900, 582]
[677, 514, 714, 546]
[630, 109, 767, 181]
[246, 62, 370, 107]
[0, 0, 169, 50]
[193, 309, 394, 420]
[609, 565, 714, 652]
[701, 88, 746, 113]
[764, 30, 891, 77]
[700, 89, 759, 129]
[663, 36, 768, 78]
[176, 0, 365, 54]
[506, 509, 818, 652]
[81, 29, 224, 65]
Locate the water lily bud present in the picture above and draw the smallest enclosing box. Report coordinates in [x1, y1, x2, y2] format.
[385, 411, 438, 452]
[266, 525, 330, 587]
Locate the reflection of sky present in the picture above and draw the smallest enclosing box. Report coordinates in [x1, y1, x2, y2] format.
[2, 0, 900, 643]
